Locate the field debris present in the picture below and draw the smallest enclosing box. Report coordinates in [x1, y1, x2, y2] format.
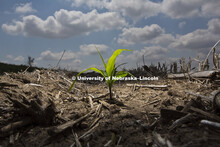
[0, 68, 220, 146]
[168, 69, 220, 80]
[126, 83, 168, 89]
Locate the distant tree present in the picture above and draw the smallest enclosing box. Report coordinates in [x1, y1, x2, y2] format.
[27, 56, 34, 67]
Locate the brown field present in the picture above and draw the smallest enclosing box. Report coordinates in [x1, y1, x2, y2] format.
[0, 69, 220, 147]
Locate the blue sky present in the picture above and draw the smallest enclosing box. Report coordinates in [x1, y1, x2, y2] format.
[0, 0, 220, 71]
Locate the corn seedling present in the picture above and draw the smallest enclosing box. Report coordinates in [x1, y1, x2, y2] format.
[69, 48, 133, 100]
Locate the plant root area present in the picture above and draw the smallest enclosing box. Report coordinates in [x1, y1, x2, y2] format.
[0, 70, 220, 147]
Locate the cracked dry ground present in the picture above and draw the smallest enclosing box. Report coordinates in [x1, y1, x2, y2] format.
[0, 70, 220, 147]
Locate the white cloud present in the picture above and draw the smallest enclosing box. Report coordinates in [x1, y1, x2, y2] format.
[115, 18, 218, 51]
[14, 56, 25, 62]
[15, 3, 36, 14]
[118, 24, 175, 46]
[179, 21, 186, 28]
[69, 0, 160, 21]
[150, 34, 175, 47]
[208, 18, 220, 34]
[37, 50, 77, 61]
[161, 0, 220, 19]
[161, 0, 201, 19]
[35, 49, 84, 70]
[201, 0, 220, 17]
[7, 55, 13, 59]
[117, 18, 219, 52]
[118, 24, 164, 46]
[69, 0, 220, 20]
[62, 59, 82, 71]
[71, 0, 108, 8]
[6, 55, 24, 62]
[72, 59, 82, 64]
[2, 20, 24, 35]
[169, 18, 220, 50]
[126, 46, 168, 62]
[2, 9, 126, 38]
[37, 44, 109, 63]
[79, 44, 108, 55]
[0, 60, 7, 63]
[106, 0, 160, 21]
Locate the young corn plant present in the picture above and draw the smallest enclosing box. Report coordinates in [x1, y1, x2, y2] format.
[69, 49, 133, 100]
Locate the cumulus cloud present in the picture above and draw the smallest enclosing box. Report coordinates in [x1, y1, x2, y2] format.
[118, 24, 164, 46]
[2, 9, 126, 38]
[35, 50, 84, 70]
[151, 34, 175, 47]
[161, 0, 201, 19]
[72, 59, 82, 64]
[200, 0, 220, 17]
[63, 59, 82, 70]
[37, 43, 109, 62]
[6, 55, 24, 62]
[79, 44, 108, 55]
[208, 18, 220, 34]
[116, 46, 168, 66]
[69, 0, 220, 20]
[161, 0, 220, 19]
[71, 0, 108, 8]
[118, 24, 175, 46]
[71, 0, 160, 21]
[14, 56, 25, 62]
[170, 18, 220, 50]
[37, 50, 77, 61]
[116, 18, 220, 51]
[126, 46, 168, 62]
[6, 55, 13, 59]
[118, 18, 220, 51]
[15, 3, 36, 14]
[106, 0, 160, 21]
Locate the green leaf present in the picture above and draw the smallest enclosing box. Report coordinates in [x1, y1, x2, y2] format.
[115, 62, 127, 70]
[101, 70, 107, 77]
[101, 69, 111, 87]
[112, 71, 135, 84]
[106, 49, 132, 77]
[115, 71, 128, 77]
[112, 71, 128, 84]
[125, 71, 135, 77]
[69, 67, 105, 91]
[113, 62, 127, 76]
[96, 47, 106, 69]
